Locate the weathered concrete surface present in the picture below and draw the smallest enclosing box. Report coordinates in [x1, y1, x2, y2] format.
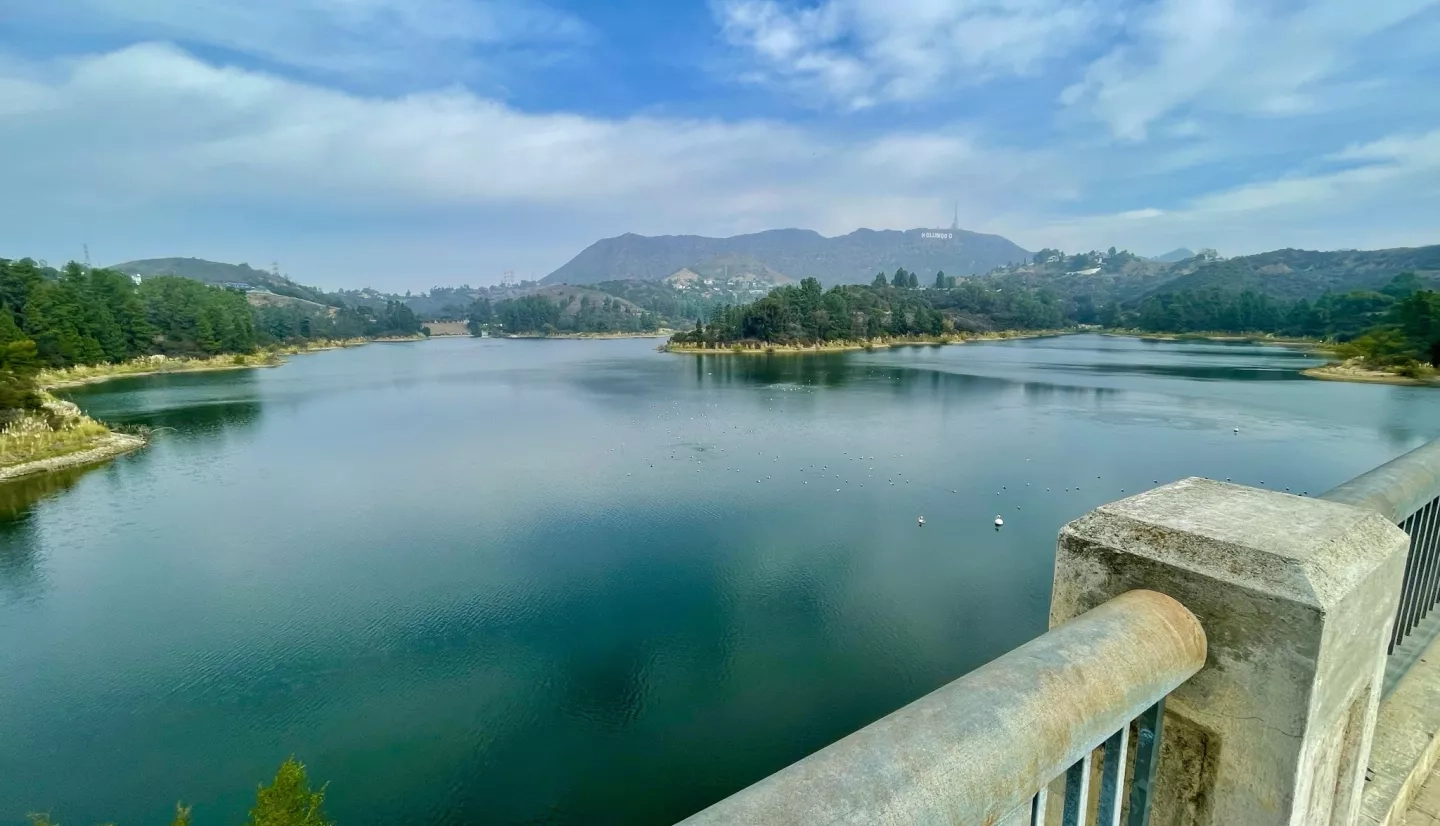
[1052, 477, 1409, 826]
[1362, 627, 1440, 825]
[1401, 764, 1440, 825]
[675, 591, 1204, 826]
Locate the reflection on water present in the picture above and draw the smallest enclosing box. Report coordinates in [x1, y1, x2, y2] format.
[2, 335, 1439, 826]
[0, 463, 94, 520]
[60, 370, 264, 436]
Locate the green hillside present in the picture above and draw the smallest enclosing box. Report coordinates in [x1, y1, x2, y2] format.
[111, 258, 337, 306]
[1150, 246, 1440, 301]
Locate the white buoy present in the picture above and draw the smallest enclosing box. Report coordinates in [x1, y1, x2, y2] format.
[994, 515, 1004, 527]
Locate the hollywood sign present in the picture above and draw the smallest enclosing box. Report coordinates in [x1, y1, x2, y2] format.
[920, 232, 953, 239]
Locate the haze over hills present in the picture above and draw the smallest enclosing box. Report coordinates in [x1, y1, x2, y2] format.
[1151, 248, 1196, 263]
[112, 257, 334, 305]
[541, 227, 1032, 287]
[97, 239, 1440, 327]
[1151, 246, 1440, 301]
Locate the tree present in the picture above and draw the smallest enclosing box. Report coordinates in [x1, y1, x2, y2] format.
[934, 271, 947, 289]
[872, 272, 888, 288]
[891, 268, 908, 288]
[245, 757, 333, 826]
[906, 271, 918, 289]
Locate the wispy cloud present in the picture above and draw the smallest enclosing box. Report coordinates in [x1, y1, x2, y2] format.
[1039, 129, 1440, 253]
[714, 0, 1110, 109]
[1060, 0, 1437, 140]
[8, 0, 591, 85]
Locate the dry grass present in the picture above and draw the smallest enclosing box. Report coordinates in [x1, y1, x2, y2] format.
[0, 410, 112, 467]
[38, 352, 282, 388]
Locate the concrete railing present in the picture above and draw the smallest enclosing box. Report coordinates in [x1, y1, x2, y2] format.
[674, 443, 1433, 826]
[1321, 438, 1440, 674]
[676, 590, 1205, 826]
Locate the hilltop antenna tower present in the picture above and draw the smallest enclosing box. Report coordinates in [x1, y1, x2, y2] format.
[501, 270, 515, 288]
[83, 244, 91, 270]
[951, 202, 959, 231]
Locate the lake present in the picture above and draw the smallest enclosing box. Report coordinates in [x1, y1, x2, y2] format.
[3, 334, 1439, 825]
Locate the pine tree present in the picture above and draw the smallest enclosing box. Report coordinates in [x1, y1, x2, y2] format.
[245, 757, 333, 826]
[872, 272, 887, 288]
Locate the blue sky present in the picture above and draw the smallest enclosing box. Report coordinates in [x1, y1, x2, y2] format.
[2, 0, 1438, 291]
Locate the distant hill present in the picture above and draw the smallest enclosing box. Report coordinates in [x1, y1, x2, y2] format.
[111, 258, 334, 305]
[542, 227, 1031, 286]
[680, 253, 791, 285]
[1150, 246, 1440, 301]
[533, 285, 646, 318]
[1151, 248, 1196, 263]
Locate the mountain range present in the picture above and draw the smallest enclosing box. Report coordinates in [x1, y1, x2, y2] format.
[541, 227, 1032, 287]
[106, 237, 1440, 324]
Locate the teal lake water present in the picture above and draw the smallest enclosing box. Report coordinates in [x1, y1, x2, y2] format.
[3, 335, 1439, 825]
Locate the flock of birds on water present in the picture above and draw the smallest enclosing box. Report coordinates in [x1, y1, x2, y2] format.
[598, 380, 1306, 532]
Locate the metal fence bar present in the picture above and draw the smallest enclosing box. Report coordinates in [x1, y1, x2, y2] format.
[1392, 511, 1420, 653]
[1408, 500, 1437, 635]
[1400, 504, 1430, 638]
[1031, 788, 1048, 826]
[1062, 752, 1093, 826]
[1322, 438, 1440, 668]
[1097, 726, 1130, 826]
[1126, 700, 1165, 826]
[1419, 499, 1440, 625]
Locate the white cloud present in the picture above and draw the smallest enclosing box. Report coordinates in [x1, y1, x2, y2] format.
[1036, 129, 1440, 253]
[9, 0, 589, 83]
[2, 44, 1436, 288]
[715, 0, 1110, 109]
[0, 44, 1063, 281]
[1061, 0, 1438, 140]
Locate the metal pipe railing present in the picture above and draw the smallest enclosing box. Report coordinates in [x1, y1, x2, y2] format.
[674, 590, 1206, 826]
[1322, 438, 1440, 659]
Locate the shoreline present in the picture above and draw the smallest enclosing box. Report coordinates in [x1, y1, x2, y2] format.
[1302, 363, 1440, 387]
[41, 355, 285, 390]
[662, 330, 1069, 354]
[39, 336, 427, 391]
[497, 330, 673, 341]
[1097, 330, 1329, 350]
[0, 432, 146, 483]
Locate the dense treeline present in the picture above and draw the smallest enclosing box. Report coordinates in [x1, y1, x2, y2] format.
[0, 257, 423, 417]
[1129, 274, 1440, 368]
[467, 292, 658, 335]
[672, 278, 949, 346]
[1, 261, 257, 366]
[253, 300, 420, 342]
[667, 267, 1440, 372]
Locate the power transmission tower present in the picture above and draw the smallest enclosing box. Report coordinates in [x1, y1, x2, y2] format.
[83, 244, 91, 270]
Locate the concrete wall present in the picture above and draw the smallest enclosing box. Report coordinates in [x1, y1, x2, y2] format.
[1052, 478, 1410, 826]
